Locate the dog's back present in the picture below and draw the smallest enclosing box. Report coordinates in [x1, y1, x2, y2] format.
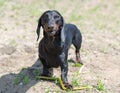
[62, 23, 82, 49]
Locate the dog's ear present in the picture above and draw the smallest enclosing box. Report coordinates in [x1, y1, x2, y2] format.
[61, 23, 65, 44]
[36, 17, 42, 41]
[60, 13, 65, 45]
[60, 13, 65, 43]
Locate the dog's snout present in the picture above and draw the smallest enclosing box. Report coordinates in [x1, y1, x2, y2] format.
[48, 18, 55, 29]
[48, 26, 54, 29]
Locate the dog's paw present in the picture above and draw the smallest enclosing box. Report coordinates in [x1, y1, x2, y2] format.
[41, 73, 53, 77]
[79, 61, 83, 65]
[76, 59, 83, 66]
[77, 60, 83, 65]
[64, 83, 73, 89]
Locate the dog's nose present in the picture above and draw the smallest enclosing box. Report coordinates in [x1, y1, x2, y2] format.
[48, 21, 54, 29]
[48, 26, 54, 30]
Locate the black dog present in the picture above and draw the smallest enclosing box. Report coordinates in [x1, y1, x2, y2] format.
[36, 10, 82, 89]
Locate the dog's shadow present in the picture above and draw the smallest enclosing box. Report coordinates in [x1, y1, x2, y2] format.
[0, 59, 58, 93]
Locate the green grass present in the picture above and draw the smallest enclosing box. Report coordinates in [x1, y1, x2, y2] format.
[74, 63, 82, 67]
[81, 48, 89, 56]
[11, 4, 22, 11]
[70, 14, 81, 22]
[89, 5, 101, 12]
[14, 73, 29, 85]
[113, 41, 119, 49]
[14, 67, 30, 85]
[99, 46, 109, 54]
[9, 39, 18, 48]
[4, 27, 8, 31]
[33, 69, 41, 76]
[0, 0, 7, 7]
[45, 88, 61, 93]
[45, 87, 51, 93]
[22, 75, 29, 85]
[28, 6, 41, 17]
[71, 73, 82, 87]
[96, 80, 105, 91]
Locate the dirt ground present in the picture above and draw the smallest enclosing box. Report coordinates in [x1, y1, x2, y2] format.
[0, 0, 120, 93]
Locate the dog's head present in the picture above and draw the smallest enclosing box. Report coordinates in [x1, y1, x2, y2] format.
[36, 10, 64, 41]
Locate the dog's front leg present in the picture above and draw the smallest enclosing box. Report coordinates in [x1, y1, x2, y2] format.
[59, 52, 73, 89]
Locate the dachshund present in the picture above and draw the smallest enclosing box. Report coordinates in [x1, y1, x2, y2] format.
[36, 10, 83, 89]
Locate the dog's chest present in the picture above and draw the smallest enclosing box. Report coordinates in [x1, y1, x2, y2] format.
[45, 38, 63, 55]
[46, 55, 61, 67]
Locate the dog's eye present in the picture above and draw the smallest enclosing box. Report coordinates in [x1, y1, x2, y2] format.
[54, 15, 59, 19]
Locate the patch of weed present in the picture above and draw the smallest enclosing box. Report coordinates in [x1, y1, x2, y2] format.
[11, 4, 21, 11]
[70, 14, 81, 22]
[54, 78, 59, 84]
[14, 73, 29, 85]
[96, 80, 105, 91]
[45, 87, 51, 93]
[9, 14, 14, 18]
[0, 0, 7, 7]
[16, 22, 19, 26]
[81, 48, 89, 56]
[23, 75, 29, 85]
[54, 89, 60, 93]
[22, 34, 26, 39]
[21, 67, 28, 71]
[113, 41, 119, 50]
[9, 39, 18, 48]
[44, 0, 59, 9]
[74, 63, 82, 67]
[4, 27, 8, 31]
[68, 59, 74, 63]
[90, 5, 100, 12]
[33, 69, 41, 76]
[99, 46, 109, 54]
[71, 73, 81, 87]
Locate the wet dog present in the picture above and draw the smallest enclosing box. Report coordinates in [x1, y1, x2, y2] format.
[36, 10, 82, 89]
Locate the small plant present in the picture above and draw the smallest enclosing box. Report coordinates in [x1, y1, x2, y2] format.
[0, 0, 7, 7]
[54, 78, 59, 84]
[81, 48, 89, 56]
[71, 74, 81, 87]
[4, 27, 8, 31]
[96, 80, 105, 91]
[90, 5, 100, 12]
[14, 73, 29, 85]
[14, 74, 23, 85]
[23, 75, 29, 85]
[68, 59, 74, 63]
[45, 87, 51, 93]
[70, 14, 81, 21]
[33, 69, 41, 76]
[54, 90, 60, 93]
[9, 14, 14, 18]
[21, 67, 28, 71]
[9, 39, 18, 48]
[99, 46, 109, 54]
[74, 63, 82, 67]
[22, 34, 26, 39]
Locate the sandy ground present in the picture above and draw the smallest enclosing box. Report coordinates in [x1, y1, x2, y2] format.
[0, 0, 120, 93]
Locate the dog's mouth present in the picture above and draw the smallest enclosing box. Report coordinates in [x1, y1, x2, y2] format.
[43, 24, 59, 36]
[44, 27, 57, 36]
[48, 30, 56, 36]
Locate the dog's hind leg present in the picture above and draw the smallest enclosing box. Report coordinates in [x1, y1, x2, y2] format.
[72, 33, 83, 65]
